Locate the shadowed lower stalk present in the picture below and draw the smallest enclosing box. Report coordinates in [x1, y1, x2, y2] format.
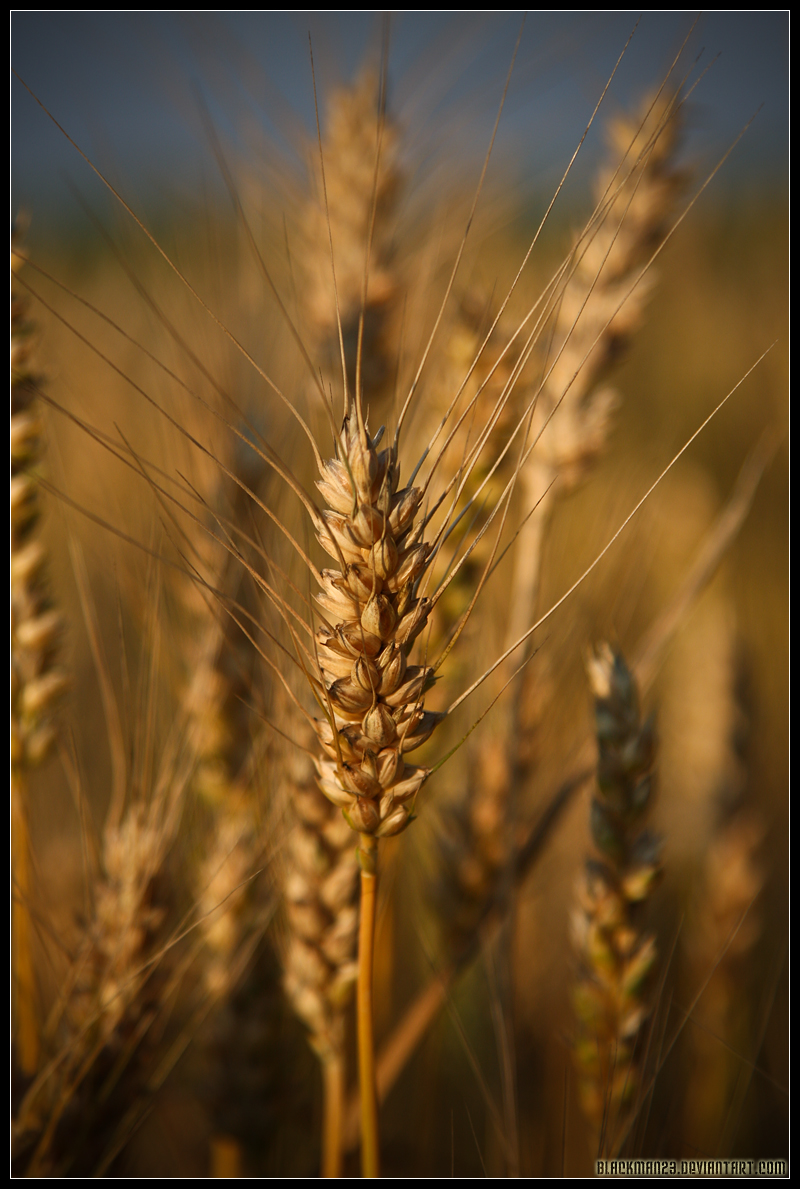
[321, 1054, 345, 1178]
[357, 833, 379, 1177]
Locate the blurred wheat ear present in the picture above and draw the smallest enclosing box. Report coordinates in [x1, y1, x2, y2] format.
[572, 644, 662, 1154]
[11, 532, 201, 1173]
[431, 90, 687, 976]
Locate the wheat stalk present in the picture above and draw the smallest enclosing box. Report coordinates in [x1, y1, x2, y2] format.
[13, 771, 188, 1175]
[11, 226, 69, 1077]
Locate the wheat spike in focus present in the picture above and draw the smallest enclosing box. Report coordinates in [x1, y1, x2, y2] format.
[311, 404, 440, 843]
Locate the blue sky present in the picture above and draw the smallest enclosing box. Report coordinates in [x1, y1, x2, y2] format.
[12, 12, 788, 233]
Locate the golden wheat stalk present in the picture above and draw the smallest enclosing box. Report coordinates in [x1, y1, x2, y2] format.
[532, 91, 685, 494]
[11, 228, 69, 1077]
[14, 790, 184, 1175]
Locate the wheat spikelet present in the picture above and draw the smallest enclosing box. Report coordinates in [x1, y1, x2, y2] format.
[428, 289, 525, 652]
[306, 336, 449, 1173]
[277, 694, 360, 1071]
[280, 730, 359, 1061]
[572, 643, 662, 1149]
[158, 423, 285, 1173]
[175, 543, 254, 810]
[80, 805, 171, 1042]
[171, 438, 267, 988]
[277, 726, 358, 1176]
[10, 235, 68, 771]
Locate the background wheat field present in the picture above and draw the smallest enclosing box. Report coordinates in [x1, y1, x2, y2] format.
[12, 13, 788, 1177]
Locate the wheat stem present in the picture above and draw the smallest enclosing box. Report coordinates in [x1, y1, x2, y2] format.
[11, 767, 39, 1074]
[210, 1136, 243, 1178]
[357, 834, 379, 1178]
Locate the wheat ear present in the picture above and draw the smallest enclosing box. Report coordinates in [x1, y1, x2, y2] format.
[572, 644, 662, 1151]
[14, 798, 178, 1175]
[11, 228, 68, 1076]
[300, 66, 404, 409]
[533, 91, 685, 493]
[12, 556, 196, 1174]
[258, 64, 409, 1173]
